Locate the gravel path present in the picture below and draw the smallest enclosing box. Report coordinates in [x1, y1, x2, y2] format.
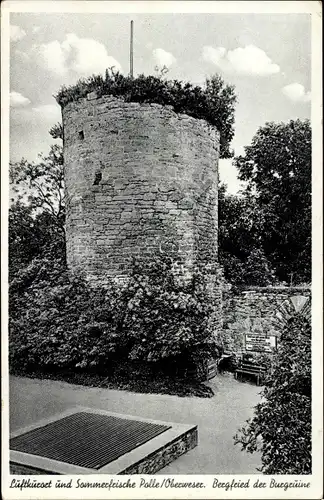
[9, 373, 262, 474]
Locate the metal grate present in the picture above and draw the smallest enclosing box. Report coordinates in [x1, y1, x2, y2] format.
[10, 412, 171, 470]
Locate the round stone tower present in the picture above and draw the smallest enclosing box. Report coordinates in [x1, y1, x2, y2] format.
[62, 93, 220, 285]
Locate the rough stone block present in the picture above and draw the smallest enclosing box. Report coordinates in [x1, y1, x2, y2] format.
[62, 95, 220, 287]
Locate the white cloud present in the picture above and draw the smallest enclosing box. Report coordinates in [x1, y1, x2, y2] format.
[153, 48, 176, 69]
[32, 104, 61, 121]
[281, 83, 311, 103]
[10, 25, 26, 42]
[202, 44, 280, 76]
[202, 46, 227, 66]
[37, 40, 66, 74]
[34, 33, 121, 77]
[32, 26, 41, 34]
[10, 91, 31, 108]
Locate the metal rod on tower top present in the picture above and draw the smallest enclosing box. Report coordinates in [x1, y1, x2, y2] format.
[130, 20, 134, 77]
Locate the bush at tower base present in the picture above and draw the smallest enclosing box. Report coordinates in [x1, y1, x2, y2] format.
[9, 253, 222, 394]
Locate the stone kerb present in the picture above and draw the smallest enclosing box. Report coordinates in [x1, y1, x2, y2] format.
[62, 93, 220, 287]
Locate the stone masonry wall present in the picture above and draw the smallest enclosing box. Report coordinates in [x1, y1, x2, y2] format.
[62, 94, 220, 286]
[221, 286, 311, 354]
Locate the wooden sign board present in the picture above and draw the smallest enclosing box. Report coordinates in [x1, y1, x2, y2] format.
[206, 359, 217, 380]
[245, 333, 277, 353]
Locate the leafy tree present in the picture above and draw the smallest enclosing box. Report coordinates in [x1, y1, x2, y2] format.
[234, 313, 311, 474]
[243, 248, 276, 286]
[10, 143, 65, 229]
[219, 186, 262, 260]
[218, 184, 276, 285]
[9, 202, 65, 281]
[9, 130, 65, 280]
[234, 119, 311, 283]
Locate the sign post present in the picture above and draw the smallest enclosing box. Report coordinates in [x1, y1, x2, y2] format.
[244, 333, 277, 353]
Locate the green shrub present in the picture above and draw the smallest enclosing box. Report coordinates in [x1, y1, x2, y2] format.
[117, 256, 222, 371]
[55, 71, 236, 159]
[234, 314, 311, 474]
[9, 254, 222, 378]
[9, 257, 120, 372]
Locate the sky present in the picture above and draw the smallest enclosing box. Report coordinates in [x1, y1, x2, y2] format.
[9, 12, 311, 193]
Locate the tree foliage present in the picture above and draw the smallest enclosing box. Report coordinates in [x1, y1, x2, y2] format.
[49, 122, 64, 141]
[234, 119, 311, 283]
[234, 313, 311, 474]
[218, 184, 276, 286]
[10, 144, 65, 228]
[117, 257, 222, 367]
[9, 202, 65, 281]
[55, 70, 237, 158]
[9, 137, 66, 281]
